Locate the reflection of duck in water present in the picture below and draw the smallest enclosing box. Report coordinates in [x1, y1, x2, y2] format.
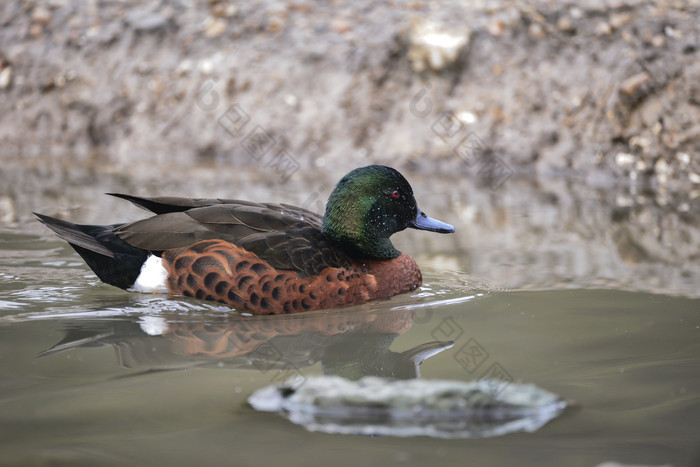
[35, 166, 454, 314]
[40, 308, 452, 379]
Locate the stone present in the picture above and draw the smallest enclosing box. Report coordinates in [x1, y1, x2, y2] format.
[203, 17, 227, 38]
[330, 18, 350, 34]
[0, 66, 12, 90]
[249, 376, 567, 439]
[620, 72, 651, 97]
[125, 10, 170, 32]
[31, 6, 52, 25]
[556, 16, 574, 33]
[615, 152, 635, 167]
[406, 19, 470, 73]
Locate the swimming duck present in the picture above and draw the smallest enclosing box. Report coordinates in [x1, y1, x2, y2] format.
[35, 165, 455, 314]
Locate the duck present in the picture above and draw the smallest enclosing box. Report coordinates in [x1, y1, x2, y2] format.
[35, 165, 455, 315]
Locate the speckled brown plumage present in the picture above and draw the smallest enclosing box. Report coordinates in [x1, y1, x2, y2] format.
[162, 239, 422, 315]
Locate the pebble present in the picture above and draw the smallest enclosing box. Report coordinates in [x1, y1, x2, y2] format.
[456, 111, 477, 124]
[615, 194, 634, 207]
[620, 72, 650, 97]
[0, 66, 12, 90]
[199, 59, 214, 75]
[31, 6, 52, 25]
[211, 3, 238, 17]
[651, 35, 665, 48]
[176, 59, 194, 75]
[528, 22, 546, 38]
[655, 158, 670, 185]
[203, 17, 227, 38]
[615, 152, 635, 167]
[283, 94, 298, 107]
[487, 19, 504, 36]
[406, 19, 470, 73]
[330, 18, 350, 34]
[126, 11, 169, 32]
[629, 135, 651, 150]
[595, 21, 612, 35]
[268, 17, 284, 33]
[664, 26, 682, 39]
[556, 16, 574, 33]
[609, 13, 631, 29]
[675, 152, 690, 165]
[54, 73, 66, 88]
[29, 24, 43, 38]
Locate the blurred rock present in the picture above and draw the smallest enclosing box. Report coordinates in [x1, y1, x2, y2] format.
[556, 16, 575, 33]
[203, 16, 227, 38]
[595, 21, 612, 35]
[608, 12, 631, 29]
[487, 19, 504, 36]
[615, 152, 635, 167]
[0, 66, 11, 90]
[528, 22, 546, 38]
[28, 24, 43, 38]
[249, 376, 567, 438]
[620, 72, 651, 97]
[125, 10, 170, 32]
[330, 18, 351, 34]
[31, 6, 52, 25]
[406, 18, 470, 72]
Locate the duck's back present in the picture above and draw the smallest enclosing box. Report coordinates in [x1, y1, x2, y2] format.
[111, 195, 353, 277]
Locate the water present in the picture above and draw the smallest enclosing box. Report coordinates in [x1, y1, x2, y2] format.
[1, 168, 699, 466]
[0, 228, 698, 466]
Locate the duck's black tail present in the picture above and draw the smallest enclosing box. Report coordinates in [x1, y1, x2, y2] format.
[34, 213, 149, 290]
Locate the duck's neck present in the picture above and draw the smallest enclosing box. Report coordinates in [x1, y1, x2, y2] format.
[322, 209, 400, 260]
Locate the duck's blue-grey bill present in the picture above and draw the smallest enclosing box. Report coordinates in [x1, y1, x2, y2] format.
[410, 209, 455, 233]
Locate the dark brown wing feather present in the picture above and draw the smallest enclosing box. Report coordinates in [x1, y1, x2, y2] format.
[108, 193, 321, 220]
[113, 200, 348, 277]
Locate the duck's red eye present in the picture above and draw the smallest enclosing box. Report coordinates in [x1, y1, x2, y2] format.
[391, 190, 400, 199]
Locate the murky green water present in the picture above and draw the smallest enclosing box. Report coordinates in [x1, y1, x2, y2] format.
[0, 225, 698, 466]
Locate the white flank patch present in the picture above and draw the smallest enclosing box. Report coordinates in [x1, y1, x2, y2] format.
[129, 254, 168, 293]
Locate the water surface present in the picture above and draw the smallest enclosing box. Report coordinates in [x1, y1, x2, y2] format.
[0, 227, 698, 466]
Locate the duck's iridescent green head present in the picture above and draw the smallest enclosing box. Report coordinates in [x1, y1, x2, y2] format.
[321, 165, 455, 259]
